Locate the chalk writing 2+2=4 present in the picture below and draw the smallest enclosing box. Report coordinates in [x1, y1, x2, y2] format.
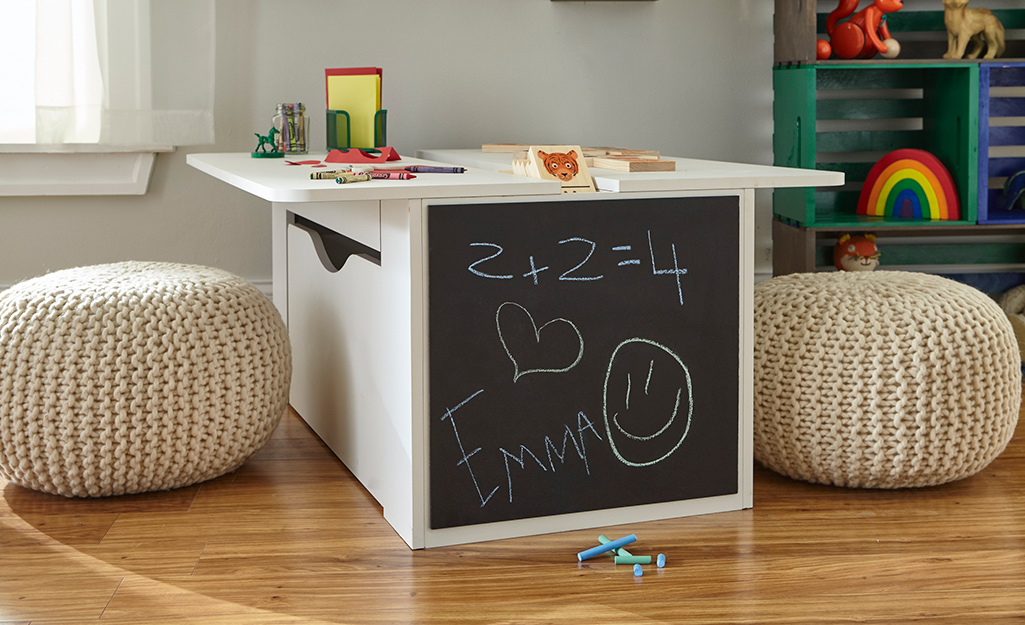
[467, 230, 689, 305]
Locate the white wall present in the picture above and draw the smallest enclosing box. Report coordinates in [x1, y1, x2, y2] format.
[0, 0, 775, 289]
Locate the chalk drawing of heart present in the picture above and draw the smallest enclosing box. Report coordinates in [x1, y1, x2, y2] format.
[496, 301, 584, 383]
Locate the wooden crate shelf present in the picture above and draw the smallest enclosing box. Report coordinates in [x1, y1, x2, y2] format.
[979, 63, 1025, 224]
[773, 63, 978, 227]
[773, 217, 1025, 291]
[773, 2, 1025, 286]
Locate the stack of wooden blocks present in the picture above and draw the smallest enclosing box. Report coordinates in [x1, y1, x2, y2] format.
[483, 144, 676, 172]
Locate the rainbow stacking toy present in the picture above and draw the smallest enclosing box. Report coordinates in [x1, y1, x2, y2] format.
[856, 149, 960, 221]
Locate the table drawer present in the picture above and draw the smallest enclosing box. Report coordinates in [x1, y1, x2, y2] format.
[289, 200, 380, 253]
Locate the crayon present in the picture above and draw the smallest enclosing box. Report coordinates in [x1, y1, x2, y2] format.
[404, 166, 465, 173]
[368, 171, 416, 180]
[335, 173, 373, 184]
[310, 170, 351, 179]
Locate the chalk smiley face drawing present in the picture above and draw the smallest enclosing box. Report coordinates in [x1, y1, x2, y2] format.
[603, 338, 693, 467]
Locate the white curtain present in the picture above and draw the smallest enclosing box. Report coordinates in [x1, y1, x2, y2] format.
[0, 0, 214, 147]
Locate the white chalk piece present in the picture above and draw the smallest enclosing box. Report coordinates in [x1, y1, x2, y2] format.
[633, 564, 643, 577]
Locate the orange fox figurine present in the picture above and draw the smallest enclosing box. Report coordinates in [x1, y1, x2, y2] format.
[818, 0, 903, 60]
[834, 233, 881, 271]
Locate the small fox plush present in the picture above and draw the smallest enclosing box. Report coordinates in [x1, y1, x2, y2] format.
[834, 233, 881, 271]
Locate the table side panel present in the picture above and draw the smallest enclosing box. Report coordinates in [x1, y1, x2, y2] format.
[285, 200, 417, 546]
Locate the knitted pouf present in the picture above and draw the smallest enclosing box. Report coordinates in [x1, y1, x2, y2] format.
[0, 262, 291, 497]
[754, 271, 1021, 489]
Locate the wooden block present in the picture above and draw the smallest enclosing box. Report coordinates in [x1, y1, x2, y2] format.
[581, 146, 619, 158]
[512, 159, 533, 178]
[581, 147, 661, 159]
[606, 149, 662, 159]
[591, 157, 676, 172]
[482, 143, 534, 153]
[528, 145, 596, 193]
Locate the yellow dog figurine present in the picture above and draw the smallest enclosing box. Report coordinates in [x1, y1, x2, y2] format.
[943, 0, 1005, 59]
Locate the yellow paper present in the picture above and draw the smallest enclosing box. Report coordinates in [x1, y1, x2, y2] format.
[327, 74, 381, 148]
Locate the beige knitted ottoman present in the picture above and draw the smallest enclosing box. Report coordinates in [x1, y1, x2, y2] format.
[754, 271, 1021, 489]
[0, 262, 291, 497]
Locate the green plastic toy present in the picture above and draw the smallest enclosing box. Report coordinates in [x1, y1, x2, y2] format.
[252, 128, 283, 158]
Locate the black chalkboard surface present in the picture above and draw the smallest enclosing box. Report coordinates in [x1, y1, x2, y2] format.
[428, 196, 740, 529]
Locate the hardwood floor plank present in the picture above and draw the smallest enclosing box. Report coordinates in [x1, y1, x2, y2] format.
[0, 577, 120, 621]
[100, 509, 397, 544]
[0, 512, 118, 546]
[1, 481, 201, 515]
[187, 465, 378, 513]
[99, 576, 265, 621]
[77, 539, 207, 577]
[0, 540, 204, 581]
[33, 617, 334, 625]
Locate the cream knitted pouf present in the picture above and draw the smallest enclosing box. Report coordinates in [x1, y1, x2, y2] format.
[0, 262, 291, 497]
[754, 271, 1021, 489]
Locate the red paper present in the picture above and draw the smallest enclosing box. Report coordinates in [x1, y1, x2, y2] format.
[324, 147, 401, 164]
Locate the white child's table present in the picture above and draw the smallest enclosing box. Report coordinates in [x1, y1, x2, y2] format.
[187, 150, 841, 548]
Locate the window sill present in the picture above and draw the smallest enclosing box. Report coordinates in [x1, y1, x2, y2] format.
[0, 146, 174, 196]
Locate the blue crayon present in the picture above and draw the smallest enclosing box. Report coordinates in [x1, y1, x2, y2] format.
[577, 534, 637, 562]
[657, 553, 666, 568]
[633, 563, 643, 577]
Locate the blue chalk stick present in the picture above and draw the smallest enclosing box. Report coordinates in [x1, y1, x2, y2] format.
[633, 563, 643, 577]
[598, 534, 633, 557]
[577, 534, 637, 561]
[657, 553, 666, 568]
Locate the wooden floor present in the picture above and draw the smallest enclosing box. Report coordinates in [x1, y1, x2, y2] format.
[2, 403, 1024, 625]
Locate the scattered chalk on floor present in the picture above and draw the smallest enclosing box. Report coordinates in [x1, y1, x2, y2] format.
[633, 564, 643, 577]
[657, 553, 666, 568]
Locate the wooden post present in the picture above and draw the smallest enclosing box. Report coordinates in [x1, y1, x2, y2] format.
[774, 0, 817, 65]
[772, 218, 817, 275]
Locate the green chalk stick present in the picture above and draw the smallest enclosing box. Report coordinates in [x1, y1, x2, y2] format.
[615, 555, 652, 565]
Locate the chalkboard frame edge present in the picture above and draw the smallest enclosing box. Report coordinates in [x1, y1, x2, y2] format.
[417, 190, 757, 548]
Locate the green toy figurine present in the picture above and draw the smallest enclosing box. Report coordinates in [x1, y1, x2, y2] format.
[252, 127, 283, 158]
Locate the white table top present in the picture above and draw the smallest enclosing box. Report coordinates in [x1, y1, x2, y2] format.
[187, 150, 843, 203]
[186, 152, 560, 203]
[416, 149, 845, 193]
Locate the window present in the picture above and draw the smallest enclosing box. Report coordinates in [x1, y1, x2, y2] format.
[0, 0, 215, 195]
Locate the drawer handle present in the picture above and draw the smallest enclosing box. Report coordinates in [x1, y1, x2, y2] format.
[291, 214, 381, 272]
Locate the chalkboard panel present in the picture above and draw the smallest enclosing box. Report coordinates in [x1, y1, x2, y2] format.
[428, 196, 740, 529]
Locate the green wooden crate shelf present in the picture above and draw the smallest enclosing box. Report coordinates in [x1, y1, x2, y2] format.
[774, 63, 978, 228]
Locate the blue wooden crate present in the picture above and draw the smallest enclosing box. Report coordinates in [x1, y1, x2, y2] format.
[978, 64, 1025, 224]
